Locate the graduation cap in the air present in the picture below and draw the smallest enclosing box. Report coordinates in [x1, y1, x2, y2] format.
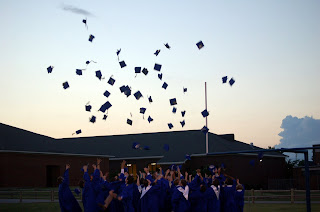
[103, 114, 107, 120]
[201, 109, 209, 118]
[74, 188, 81, 195]
[95, 70, 103, 80]
[172, 107, 177, 113]
[181, 111, 186, 117]
[132, 142, 140, 149]
[170, 164, 176, 171]
[168, 123, 173, 129]
[201, 126, 209, 134]
[85, 104, 92, 112]
[208, 165, 216, 174]
[135, 67, 141, 74]
[180, 120, 185, 127]
[86, 60, 97, 65]
[134, 91, 143, 100]
[163, 144, 169, 151]
[108, 76, 115, 86]
[127, 119, 132, 126]
[185, 154, 191, 160]
[222, 76, 228, 83]
[76, 69, 83, 76]
[154, 63, 162, 71]
[89, 34, 95, 42]
[89, 115, 96, 123]
[99, 101, 112, 113]
[229, 78, 235, 86]
[154, 49, 161, 56]
[116, 49, 121, 60]
[72, 129, 82, 135]
[170, 98, 177, 106]
[103, 90, 110, 98]
[124, 86, 131, 97]
[47, 66, 53, 73]
[62, 81, 69, 89]
[147, 116, 153, 123]
[143, 146, 150, 150]
[148, 96, 153, 103]
[183, 87, 187, 93]
[196, 41, 204, 50]
[164, 43, 171, 49]
[162, 82, 168, 89]
[140, 107, 146, 114]
[119, 61, 126, 68]
[142, 68, 148, 75]
[158, 73, 163, 80]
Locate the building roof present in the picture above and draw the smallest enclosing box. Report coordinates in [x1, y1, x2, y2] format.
[0, 122, 284, 163]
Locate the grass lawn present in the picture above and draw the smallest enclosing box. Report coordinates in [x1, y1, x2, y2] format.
[0, 203, 319, 212]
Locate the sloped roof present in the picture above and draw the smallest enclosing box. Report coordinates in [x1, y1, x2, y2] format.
[0, 122, 283, 163]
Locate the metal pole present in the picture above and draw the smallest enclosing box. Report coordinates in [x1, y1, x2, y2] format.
[205, 82, 208, 154]
[304, 151, 311, 212]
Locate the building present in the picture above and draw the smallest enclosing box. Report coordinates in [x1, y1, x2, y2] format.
[0, 123, 286, 188]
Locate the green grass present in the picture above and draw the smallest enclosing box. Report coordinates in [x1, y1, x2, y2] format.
[0, 203, 319, 212]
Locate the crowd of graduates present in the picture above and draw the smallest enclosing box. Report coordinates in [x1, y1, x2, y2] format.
[58, 159, 245, 212]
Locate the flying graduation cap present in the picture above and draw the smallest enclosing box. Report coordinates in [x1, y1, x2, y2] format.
[95, 70, 103, 80]
[132, 142, 140, 149]
[76, 69, 84, 76]
[196, 41, 204, 50]
[85, 104, 92, 112]
[89, 115, 96, 123]
[119, 85, 132, 97]
[158, 73, 163, 80]
[201, 126, 209, 134]
[163, 144, 169, 151]
[119, 61, 126, 68]
[162, 82, 168, 89]
[201, 109, 209, 118]
[86, 60, 97, 65]
[185, 154, 191, 160]
[154, 63, 162, 71]
[116, 49, 121, 60]
[134, 91, 143, 100]
[127, 119, 133, 126]
[183, 87, 187, 93]
[140, 107, 146, 114]
[47, 66, 53, 73]
[229, 78, 235, 86]
[181, 111, 186, 117]
[82, 18, 88, 29]
[62, 81, 69, 89]
[72, 129, 82, 135]
[108, 76, 115, 86]
[147, 116, 153, 123]
[103, 90, 111, 98]
[164, 43, 171, 49]
[148, 96, 153, 103]
[170, 98, 177, 106]
[89, 34, 95, 42]
[154, 49, 161, 56]
[103, 114, 108, 120]
[172, 107, 177, 113]
[99, 101, 112, 113]
[168, 123, 173, 129]
[142, 68, 148, 75]
[222, 76, 228, 83]
[180, 120, 185, 127]
[135, 67, 141, 77]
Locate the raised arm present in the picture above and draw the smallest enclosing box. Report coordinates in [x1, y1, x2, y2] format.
[63, 164, 70, 185]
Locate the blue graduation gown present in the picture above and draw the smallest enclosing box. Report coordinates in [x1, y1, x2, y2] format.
[222, 180, 236, 212]
[189, 189, 207, 212]
[235, 185, 245, 212]
[119, 183, 136, 212]
[138, 183, 160, 212]
[82, 171, 98, 212]
[58, 169, 82, 212]
[206, 186, 220, 212]
[171, 186, 190, 212]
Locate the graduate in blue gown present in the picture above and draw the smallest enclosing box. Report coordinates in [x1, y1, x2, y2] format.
[58, 164, 82, 212]
[79, 164, 98, 212]
[171, 178, 190, 212]
[222, 176, 236, 212]
[207, 178, 221, 212]
[235, 179, 245, 212]
[118, 175, 137, 212]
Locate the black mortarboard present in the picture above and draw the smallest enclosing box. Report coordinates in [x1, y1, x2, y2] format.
[62, 81, 69, 89]
[103, 114, 107, 120]
[140, 107, 146, 114]
[164, 43, 171, 49]
[181, 110, 186, 117]
[201, 126, 209, 134]
[147, 116, 153, 123]
[163, 144, 169, 151]
[99, 101, 112, 113]
[144, 146, 150, 150]
[103, 90, 110, 98]
[158, 73, 163, 80]
[82, 19, 87, 24]
[76, 129, 82, 135]
[135, 67, 141, 74]
[89, 115, 96, 123]
[116, 49, 121, 56]
[76, 69, 83, 75]
[148, 96, 153, 103]
[127, 119, 132, 125]
[96, 70, 102, 80]
[154, 49, 161, 56]
[172, 107, 177, 113]
[196, 41, 204, 50]
[142, 68, 148, 75]
[47, 66, 53, 73]
[86, 60, 97, 65]
[162, 82, 168, 89]
[154, 63, 162, 71]
[168, 123, 173, 129]
[108, 77, 115, 86]
[229, 78, 235, 86]
[89, 34, 95, 42]
[120, 85, 126, 93]
[201, 109, 209, 117]
[180, 120, 185, 127]
[119, 61, 126, 68]
[134, 91, 143, 100]
[85, 104, 92, 112]
[124, 86, 131, 97]
[222, 76, 228, 83]
[170, 98, 177, 106]
[183, 87, 187, 93]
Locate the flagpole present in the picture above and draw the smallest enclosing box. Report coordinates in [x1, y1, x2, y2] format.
[205, 82, 208, 154]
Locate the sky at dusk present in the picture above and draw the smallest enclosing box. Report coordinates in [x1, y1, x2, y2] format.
[1, 0, 319, 149]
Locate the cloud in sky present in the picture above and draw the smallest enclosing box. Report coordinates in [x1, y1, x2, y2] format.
[61, 4, 93, 16]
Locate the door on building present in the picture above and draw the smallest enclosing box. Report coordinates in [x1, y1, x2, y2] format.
[46, 165, 60, 187]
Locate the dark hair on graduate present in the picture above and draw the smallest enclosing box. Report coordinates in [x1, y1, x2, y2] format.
[78, 180, 85, 188]
[212, 178, 220, 187]
[225, 177, 233, 185]
[180, 179, 187, 187]
[200, 183, 207, 193]
[127, 175, 134, 184]
[57, 176, 64, 184]
[173, 179, 180, 186]
[236, 184, 243, 190]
